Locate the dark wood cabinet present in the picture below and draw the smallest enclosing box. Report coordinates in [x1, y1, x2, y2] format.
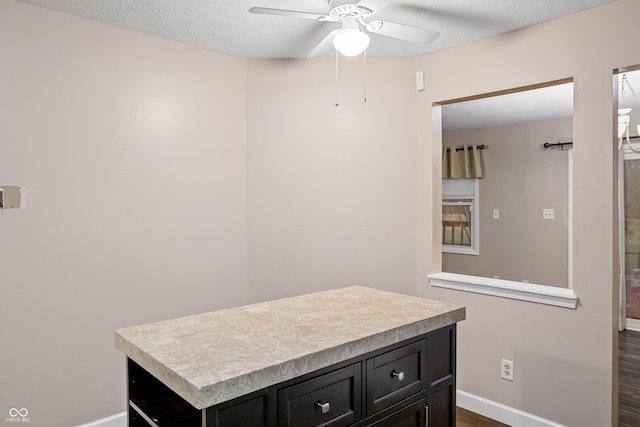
[366, 340, 427, 416]
[208, 389, 271, 427]
[426, 326, 457, 426]
[364, 397, 428, 427]
[127, 324, 456, 427]
[128, 359, 201, 426]
[278, 363, 362, 427]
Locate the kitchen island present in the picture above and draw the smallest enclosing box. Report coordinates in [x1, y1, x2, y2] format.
[115, 286, 465, 426]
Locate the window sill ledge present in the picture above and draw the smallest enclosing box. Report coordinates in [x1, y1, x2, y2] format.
[427, 272, 578, 309]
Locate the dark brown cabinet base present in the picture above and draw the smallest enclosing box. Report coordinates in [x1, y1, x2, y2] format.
[127, 325, 456, 427]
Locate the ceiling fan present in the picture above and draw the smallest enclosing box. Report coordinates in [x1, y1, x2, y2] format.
[249, 0, 440, 57]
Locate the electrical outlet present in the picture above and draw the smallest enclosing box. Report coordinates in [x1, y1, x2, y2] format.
[543, 208, 555, 220]
[501, 359, 514, 381]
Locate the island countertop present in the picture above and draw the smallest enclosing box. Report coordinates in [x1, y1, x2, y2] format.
[114, 286, 465, 410]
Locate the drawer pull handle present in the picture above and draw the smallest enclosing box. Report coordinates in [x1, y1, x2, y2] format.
[392, 370, 405, 381]
[316, 401, 331, 414]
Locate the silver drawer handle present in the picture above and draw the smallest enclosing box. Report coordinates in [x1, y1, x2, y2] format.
[392, 370, 405, 381]
[316, 401, 331, 414]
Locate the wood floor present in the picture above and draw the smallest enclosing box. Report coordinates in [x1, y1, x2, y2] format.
[619, 329, 640, 427]
[456, 329, 640, 426]
[456, 407, 508, 427]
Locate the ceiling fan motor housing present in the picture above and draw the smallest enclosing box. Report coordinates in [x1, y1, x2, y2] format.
[249, 0, 440, 56]
[328, 0, 373, 19]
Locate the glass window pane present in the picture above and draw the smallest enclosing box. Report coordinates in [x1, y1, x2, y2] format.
[443, 200, 472, 247]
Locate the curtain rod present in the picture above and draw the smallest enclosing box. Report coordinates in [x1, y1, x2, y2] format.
[545, 136, 640, 149]
[543, 141, 573, 150]
[445, 144, 486, 152]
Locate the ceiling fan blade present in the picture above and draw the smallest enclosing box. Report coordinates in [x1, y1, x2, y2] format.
[249, 7, 331, 21]
[368, 20, 439, 44]
[307, 29, 340, 58]
[356, 0, 391, 14]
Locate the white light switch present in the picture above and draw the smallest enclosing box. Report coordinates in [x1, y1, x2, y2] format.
[493, 209, 500, 219]
[543, 208, 555, 220]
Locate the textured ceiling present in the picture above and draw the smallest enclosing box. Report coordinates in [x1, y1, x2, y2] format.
[442, 82, 575, 132]
[442, 70, 640, 133]
[18, 0, 617, 59]
[16, 0, 624, 131]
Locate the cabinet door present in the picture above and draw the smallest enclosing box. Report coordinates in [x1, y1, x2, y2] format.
[364, 397, 427, 427]
[429, 384, 454, 427]
[278, 363, 362, 427]
[426, 326, 456, 427]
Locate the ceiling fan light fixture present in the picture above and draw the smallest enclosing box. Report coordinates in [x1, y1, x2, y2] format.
[333, 28, 370, 56]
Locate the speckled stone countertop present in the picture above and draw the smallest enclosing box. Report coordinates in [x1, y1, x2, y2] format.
[115, 286, 465, 410]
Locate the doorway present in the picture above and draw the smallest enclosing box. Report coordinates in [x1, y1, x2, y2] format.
[621, 144, 640, 330]
[618, 69, 640, 332]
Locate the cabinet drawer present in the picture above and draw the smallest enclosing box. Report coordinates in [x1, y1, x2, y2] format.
[366, 340, 427, 415]
[278, 363, 362, 427]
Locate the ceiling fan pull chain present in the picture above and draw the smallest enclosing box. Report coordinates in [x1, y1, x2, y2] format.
[363, 49, 368, 108]
[334, 50, 340, 107]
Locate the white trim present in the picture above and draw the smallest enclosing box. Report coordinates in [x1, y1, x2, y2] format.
[620, 142, 640, 330]
[442, 245, 478, 255]
[75, 412, 126, 427]
[457, 390, 566, 427]
[567, 149, 574, 290]
[428, 272, 578, 309]
[619, 147, 627, 330]
[626, 317, 640, 332]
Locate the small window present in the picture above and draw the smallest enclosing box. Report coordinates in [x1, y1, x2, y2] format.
[443, 179, 478, 255]
[443, 200, 473, 246]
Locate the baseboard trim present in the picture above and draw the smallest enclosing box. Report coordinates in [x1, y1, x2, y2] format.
[75, 412, 126, 427]
[457, 390, 566, 427]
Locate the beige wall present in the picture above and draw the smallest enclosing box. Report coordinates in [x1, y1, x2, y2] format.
[2, 0, 637, 426]
[246, 57, 419, 303]
[443, 117, 571, 287]
[417, 1, 640, 425]
[0, 2, 248, 426]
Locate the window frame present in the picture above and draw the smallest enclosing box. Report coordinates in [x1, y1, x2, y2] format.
[442, 178, 479, 255]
